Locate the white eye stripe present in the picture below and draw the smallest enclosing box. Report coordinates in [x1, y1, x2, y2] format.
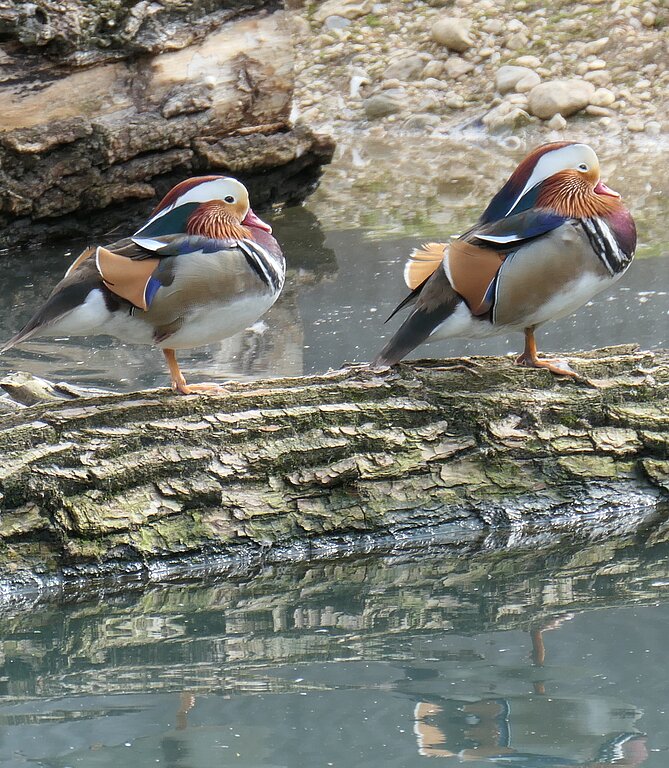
[142, 178, 249, 228]
[507, 144, 599, 215]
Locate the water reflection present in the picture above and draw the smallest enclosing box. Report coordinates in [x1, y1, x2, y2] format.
[2, 522, 669, 765]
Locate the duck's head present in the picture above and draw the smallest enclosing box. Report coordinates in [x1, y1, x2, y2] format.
[481, 142, 623, 223]
[133, 176, 272, 249]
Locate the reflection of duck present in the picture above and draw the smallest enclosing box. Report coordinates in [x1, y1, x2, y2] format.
[404, 617, 647, 766]
[374, 142, 636, 376]
[2, 177, 285, 394]
[412, 696, 647, 765]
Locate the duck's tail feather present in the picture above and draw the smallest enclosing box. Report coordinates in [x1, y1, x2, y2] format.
[372, 277, 462, 367]
[1, 273, 103, 354]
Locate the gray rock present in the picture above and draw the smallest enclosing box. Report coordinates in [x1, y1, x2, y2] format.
[324, 15, 352, 29]
[402, 113, 441, 131]
[483, 101, 532, 132]
[444, 56, 474, 79]
[495, 65, 537, 94]
[383, 55, 425, 81]
[431, 17, 473, 52]
[363, 91, 405, 119]
[527, 79, 595, 119]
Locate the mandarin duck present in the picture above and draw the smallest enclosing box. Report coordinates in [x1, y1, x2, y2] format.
[1, 176, 285, 394]
[373, 142, 636, 376]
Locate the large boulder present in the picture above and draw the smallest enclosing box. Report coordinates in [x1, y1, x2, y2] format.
[527, 79, 595, 119]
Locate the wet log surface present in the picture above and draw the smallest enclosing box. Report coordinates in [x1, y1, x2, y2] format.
[0, 0, 334, 245]
[1, 345, 668, 591]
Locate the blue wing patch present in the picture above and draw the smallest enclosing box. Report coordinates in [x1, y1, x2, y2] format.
[144, 275, 162, 308]
[473, 210, 567, 247]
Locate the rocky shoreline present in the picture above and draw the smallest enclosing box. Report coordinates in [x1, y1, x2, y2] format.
[292, 0, 667, 139]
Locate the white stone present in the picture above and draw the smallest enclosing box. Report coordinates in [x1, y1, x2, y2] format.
[483, 102, 532, 132]
[515, 72, 541, 92]
[546, 113, 567, 130]
[641, 11, 656, 27]
[314, 0, 373, 22]
[495, 65, 537, 94]
[627, 118, 645, 132]
[590, 87, 615, 107]
[515, 55, 541, 68]
[527, 79, 595, 119]
[585, 105, 612, 117]
[583, 37, 609, 56]
[482, 18, 503, 34]
[584, 70, 611, 86]
[505, 31, 528, 50]
[431, 17, 473, 52]
[445, 94, 465, 109]
[444, 56, 474, 78]
[422, 60, 444, 78]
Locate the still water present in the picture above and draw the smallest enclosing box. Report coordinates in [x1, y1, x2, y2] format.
[0, 135, 668, 765]
[2, 525, 669, 767]
[0, 136, 667, 390]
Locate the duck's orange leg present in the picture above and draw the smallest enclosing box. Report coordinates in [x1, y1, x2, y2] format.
[515, 328, 579, 378]
[162, 349, 227, 395]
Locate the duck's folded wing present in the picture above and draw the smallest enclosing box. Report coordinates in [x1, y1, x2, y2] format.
[469, 209, 568, 248]
[449, 209, 570, 315]
[95, 236, 268, 312]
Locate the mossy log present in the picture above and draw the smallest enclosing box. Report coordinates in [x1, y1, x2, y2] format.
[1, 345, 668, 589]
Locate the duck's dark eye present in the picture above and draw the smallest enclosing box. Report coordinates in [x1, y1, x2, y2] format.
[578, 163, 588, 172]
[224, 195, 235, 203]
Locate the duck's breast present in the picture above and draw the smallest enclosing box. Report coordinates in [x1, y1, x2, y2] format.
[492, 221, 618, 330]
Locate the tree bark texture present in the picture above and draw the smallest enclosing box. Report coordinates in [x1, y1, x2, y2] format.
[1, 345, 668, 588]
[0, 1, 334, 245]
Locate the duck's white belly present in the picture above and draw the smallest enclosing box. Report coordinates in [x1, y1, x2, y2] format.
[429, 302, 499, 341]
[154, 293, 279, 350]
[42, 287, 280, 351]
[500, 271, 618, 331]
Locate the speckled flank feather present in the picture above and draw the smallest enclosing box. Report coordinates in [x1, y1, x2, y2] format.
[403, 243, 446, 290]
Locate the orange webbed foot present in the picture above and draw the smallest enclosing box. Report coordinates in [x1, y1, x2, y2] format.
[173, 381, 228, 396]
[515, 351, 580, 378]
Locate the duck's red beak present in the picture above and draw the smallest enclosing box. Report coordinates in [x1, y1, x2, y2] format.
[594, 180, 620, 198]
[242, 208, 272, 233]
